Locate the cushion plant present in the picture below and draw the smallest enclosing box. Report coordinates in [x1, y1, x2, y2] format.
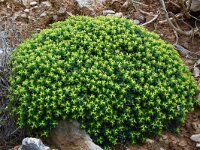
[8, 16, 198, 148]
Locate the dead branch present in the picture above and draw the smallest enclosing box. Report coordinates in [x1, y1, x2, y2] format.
[178, 0, 190, 18]
[142, 14, 159, 26]
[130, 0, 148, 7]
[159, 0, 199, 36]
[159, 13, 183, 24]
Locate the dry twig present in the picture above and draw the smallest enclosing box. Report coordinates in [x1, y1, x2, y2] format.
[160, 0, 199, 36]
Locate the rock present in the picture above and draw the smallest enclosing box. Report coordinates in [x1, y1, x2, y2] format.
[193, 67, 200, 77]
[57, 6, 66, 16]
[146, 138, 154, 144]
[133, 19, 140, 25]
[53, 15, 58, 21]
[41, 1, 52, 8]
[48, 120, 103, 150]
[14, 11, 28, 22]
[40, 12, 47, 17]
[0, 0, 5, 3]
[190, 134, 200, 142]
[30, 1, 37, 7]
[188, 0, 200, 12]
[19, 138, 50, 150]
[24, 9, 30, 13]
[102, 10, 115, 16]
[178, 140, 187, 147]
[75, 0, 105, 8]
[196, 143, 200, 147]
[134, 12, 146, 23]
[114, 12, 123, 17]
[21, 0, 29, 6]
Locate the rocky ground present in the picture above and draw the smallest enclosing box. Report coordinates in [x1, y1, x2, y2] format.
[0, 0, 200, 150]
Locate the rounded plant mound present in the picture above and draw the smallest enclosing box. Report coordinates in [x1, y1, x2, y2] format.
[9, 16, 197, 147]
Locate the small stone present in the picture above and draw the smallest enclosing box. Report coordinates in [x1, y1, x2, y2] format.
[196, 143, 200, 147]
[183, 42, 189, 49]
[133, 19, 140, 25]
[162, 135, 168, 140]
[40, 12, 47, 17]
[58, 6, 66, 15]
[192, 122, 199, 130]
[114, 12, 123, 17]
[179, 140, 187, 147]
[41, 1, 52, 8]
[103, 10, 115, 16]
[20, 138, 50, 150]
[24, 9, 30, 13]
[53, 15, 58, 21]
[30, 1, 37, 7]
[146, 138, 154, 144]
[21, 13, 27, 18]
[160, 148, 165, 150]
[0, 0, 5, 2]
[190, 134, 200, 143]
[33, 6, 39, 9]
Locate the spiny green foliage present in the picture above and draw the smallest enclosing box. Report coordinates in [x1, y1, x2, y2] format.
[9, 16, 198, 147]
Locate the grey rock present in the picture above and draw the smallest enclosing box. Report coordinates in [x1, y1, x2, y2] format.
[53, 15, 58, 21]
[49, 120, 103, 150]
[58, 6, 66, 15]
[103, 10, 115, 16]
[40, 12, 47, 17]
[188, 0, 200, 12]
[133, 19, 140, 25]
[190, 134, 200, 142]
[21, 0, 29, 6]
[41, 1, 52, 8]
[75, 0, 93, 7]
[19, 138, 50, 150]
[14, 11, 28, 22]
[75, 0, 105, 8]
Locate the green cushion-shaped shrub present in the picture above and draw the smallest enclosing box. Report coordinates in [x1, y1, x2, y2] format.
[9, 16, 198, 148]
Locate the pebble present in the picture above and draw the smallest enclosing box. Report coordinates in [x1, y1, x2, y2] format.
[40, 12, 47, 17]
[146, 138, 154, 144]
[133, 19, 140, 25]
[30, 1, 37, 7]
[24, 9, 30, 13]
[20, 13, 27, 18]
[192, 122, 200, 130]
[114, 12, 123, 17]
[178, 140, 187, 147]
[196, 143, 200, 147]
[53, 15, 58, 21]
[138, 15, 146, 23]
[103, 10, 115, 16]
[190, 134, 200, 142]
[41, 1, 52, 8]
[58, 6, 66, 15]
